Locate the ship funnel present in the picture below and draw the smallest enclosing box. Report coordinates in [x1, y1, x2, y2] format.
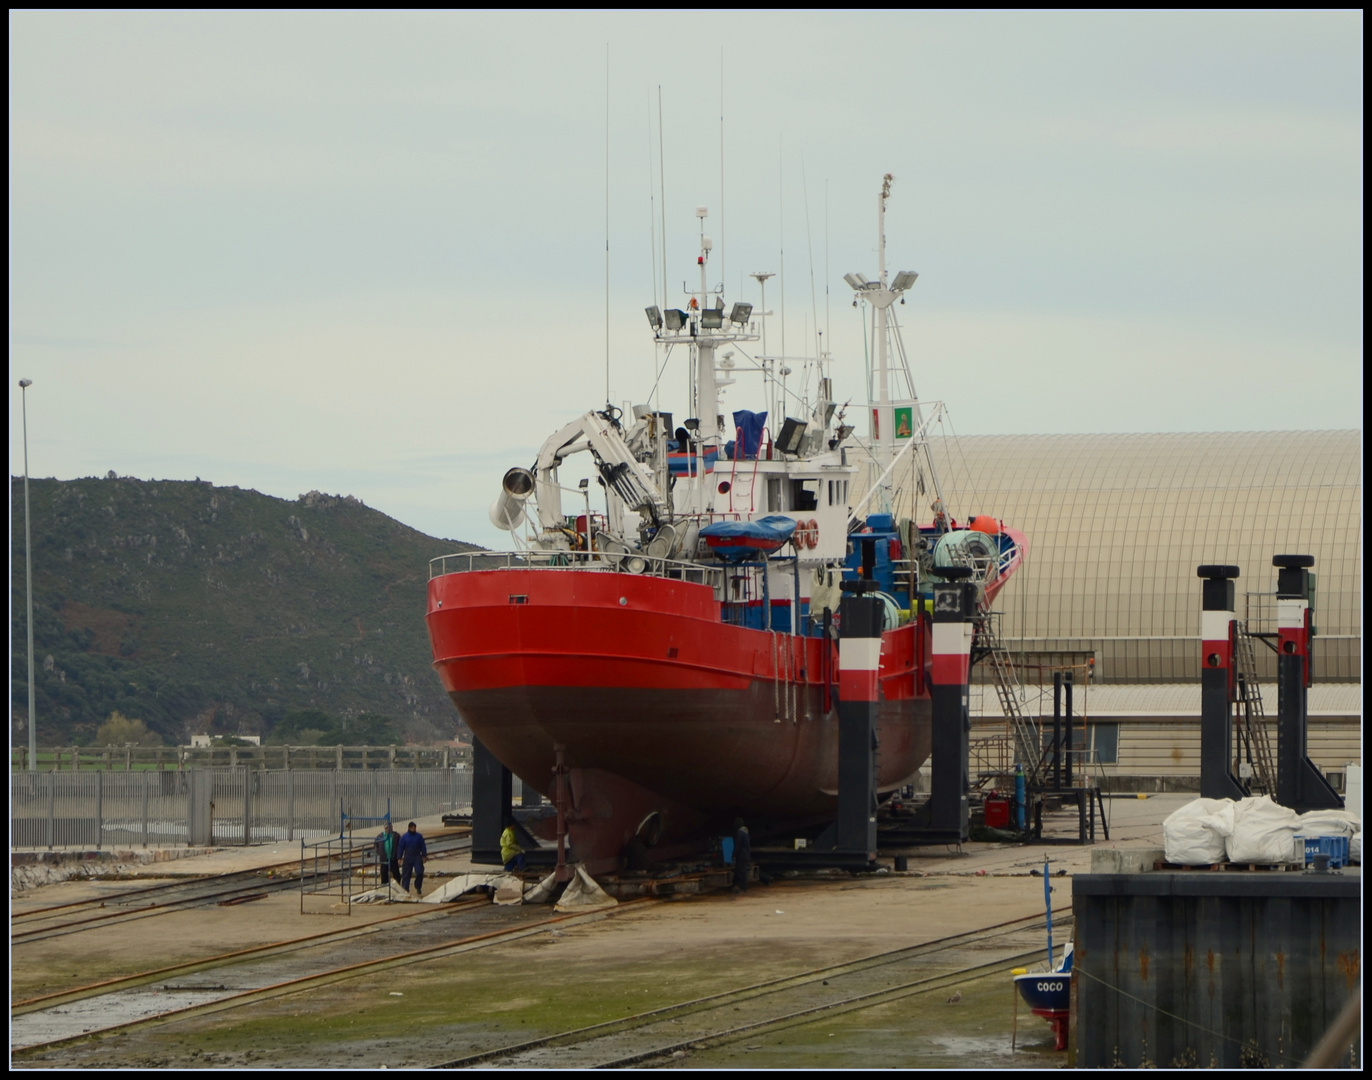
[489, 467, 536, 532]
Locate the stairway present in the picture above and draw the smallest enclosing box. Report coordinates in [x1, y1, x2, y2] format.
[1233, 621, 1277, 796]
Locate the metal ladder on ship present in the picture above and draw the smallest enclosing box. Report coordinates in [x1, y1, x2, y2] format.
[1233, 619, 1277, 796]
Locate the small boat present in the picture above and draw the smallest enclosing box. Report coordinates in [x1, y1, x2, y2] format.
[699, 515, 798, 562]
[1013, 859, 1071, 1051]
[1014, 943, 1072, 1051]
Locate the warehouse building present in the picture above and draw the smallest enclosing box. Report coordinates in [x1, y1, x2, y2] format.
[891, 428, 1361, 786]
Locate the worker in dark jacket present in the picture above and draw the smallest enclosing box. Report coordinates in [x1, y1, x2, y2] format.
[398, 821, 428, 896]
[732, 817, 751, 894]
[375, 820, 401, 889]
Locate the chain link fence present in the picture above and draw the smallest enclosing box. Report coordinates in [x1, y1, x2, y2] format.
[10, 767, 473, 850]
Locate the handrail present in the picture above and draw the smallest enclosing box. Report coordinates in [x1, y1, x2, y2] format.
[429, 549, 727, 590]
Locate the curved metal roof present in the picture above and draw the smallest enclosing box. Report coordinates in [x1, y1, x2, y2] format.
[865, 429, 1361, 681]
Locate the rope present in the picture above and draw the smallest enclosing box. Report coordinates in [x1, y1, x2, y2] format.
[1073, 964, 1303, 1065]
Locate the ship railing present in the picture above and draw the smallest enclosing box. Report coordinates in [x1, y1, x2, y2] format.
[429, 549, 726, 589]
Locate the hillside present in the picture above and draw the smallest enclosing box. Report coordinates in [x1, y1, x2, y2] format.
[10, 475, 486, 747]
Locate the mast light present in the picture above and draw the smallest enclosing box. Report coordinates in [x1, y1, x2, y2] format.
[645, 305, 663, 330]
[891, 270, 919, 291]
[701, 309, 724, 329]
[665, 309, 688, 331]
[729, 302, 753, 325]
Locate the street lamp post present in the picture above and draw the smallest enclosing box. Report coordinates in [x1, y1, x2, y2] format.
[19, 378, 35, 770]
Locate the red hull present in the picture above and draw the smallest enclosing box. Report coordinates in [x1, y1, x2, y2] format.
[426, 569, 931, 865]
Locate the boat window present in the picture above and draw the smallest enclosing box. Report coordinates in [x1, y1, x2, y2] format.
[790, 479, 819, 512]
[766, 477, 784, 512]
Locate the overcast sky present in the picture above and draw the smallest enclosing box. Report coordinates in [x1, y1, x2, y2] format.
[9, 11, 1363, 549]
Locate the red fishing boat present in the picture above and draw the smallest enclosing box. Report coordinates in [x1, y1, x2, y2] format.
[426, 177, 1026, 870]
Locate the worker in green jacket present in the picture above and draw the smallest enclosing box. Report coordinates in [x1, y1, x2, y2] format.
[500, 816, 526, 872]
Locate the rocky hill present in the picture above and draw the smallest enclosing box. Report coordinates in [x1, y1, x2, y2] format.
[10, 475, 485, 747]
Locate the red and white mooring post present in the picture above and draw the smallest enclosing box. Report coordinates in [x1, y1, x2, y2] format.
[834, 578, 883, 859]
[929, 571, 976, 839]
[1197, 564, 1245, 800]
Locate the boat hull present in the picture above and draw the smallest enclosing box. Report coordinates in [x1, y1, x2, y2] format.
[1015, 972, 1070, 1050]
[427, 567, 930, 865]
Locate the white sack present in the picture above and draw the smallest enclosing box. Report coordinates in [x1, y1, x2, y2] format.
[1225, 796, 1303, 864]
[1162, 798, 1236, 865]
[1294, 809, 1361, 839]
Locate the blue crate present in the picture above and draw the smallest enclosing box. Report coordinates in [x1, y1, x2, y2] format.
[1296, 835, 1349, 869]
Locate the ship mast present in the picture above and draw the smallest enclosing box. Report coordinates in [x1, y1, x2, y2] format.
[875, 174, 893, 474]
[844, 173, 944, 520]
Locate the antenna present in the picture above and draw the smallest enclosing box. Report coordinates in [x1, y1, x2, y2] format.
[778, 135, 785, 373]
[604, 44, 610, 407]
[658, 87, 667, 316]
[646, 92, 658, 348]
[719, 47, 725, 296]
[802, 153, 819, 382]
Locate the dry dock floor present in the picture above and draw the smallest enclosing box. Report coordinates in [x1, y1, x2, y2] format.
[12, 795, 1188, 1069]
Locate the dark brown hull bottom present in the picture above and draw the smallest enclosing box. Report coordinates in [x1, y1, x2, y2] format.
[452, 682, 931, 869]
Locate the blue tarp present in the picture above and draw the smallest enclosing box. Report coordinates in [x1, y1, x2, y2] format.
[731, 410, 768, 459]
[700, 515, 797, 563]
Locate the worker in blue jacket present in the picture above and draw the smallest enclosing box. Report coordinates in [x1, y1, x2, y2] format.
[398, 821, 428, 896]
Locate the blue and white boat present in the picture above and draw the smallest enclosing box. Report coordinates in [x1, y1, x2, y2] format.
[1014, 860, 1072, 1050]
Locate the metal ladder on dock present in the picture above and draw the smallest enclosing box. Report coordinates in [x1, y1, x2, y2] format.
[1233, 620, 1277, 796]
[974, 607, 1045, 787]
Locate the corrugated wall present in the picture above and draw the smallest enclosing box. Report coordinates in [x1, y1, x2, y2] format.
[854, 429, 1361, 681]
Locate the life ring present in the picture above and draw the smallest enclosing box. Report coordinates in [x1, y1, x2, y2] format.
[795, 518, 819, 549]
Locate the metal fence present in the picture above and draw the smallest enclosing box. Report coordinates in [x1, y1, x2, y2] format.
[10, 767, 474, 850]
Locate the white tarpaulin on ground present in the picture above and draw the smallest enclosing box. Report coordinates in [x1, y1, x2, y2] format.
[351, 864, 616, 908]
[554, 865, 617, 912]
[352, 872, 527, 905]
[1162, 798, 1235, 864]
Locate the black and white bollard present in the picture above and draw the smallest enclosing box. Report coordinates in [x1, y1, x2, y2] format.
[1273, 555, 1342, 812]
[1197, 564, 1246, 800]
[930, 568, 976, 841]
[834, 578, 882, 859]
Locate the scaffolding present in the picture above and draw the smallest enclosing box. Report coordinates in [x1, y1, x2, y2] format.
[298, 798, 390, 914]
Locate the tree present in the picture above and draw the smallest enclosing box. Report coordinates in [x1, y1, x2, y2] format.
[343, 713, 401, 745]
[96, 711, 161, 747]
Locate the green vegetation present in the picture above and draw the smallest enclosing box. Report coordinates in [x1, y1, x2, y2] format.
[270, 709, 400, 746]
[94, 710, 161, 747]
[10, 476, 485, 747]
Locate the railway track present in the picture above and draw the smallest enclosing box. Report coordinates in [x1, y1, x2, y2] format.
[11, 895, 489, 1015]
[432, 908, 1073, 1069]
[11, 831, 472, 944]
[11, 897, 657, 1056]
